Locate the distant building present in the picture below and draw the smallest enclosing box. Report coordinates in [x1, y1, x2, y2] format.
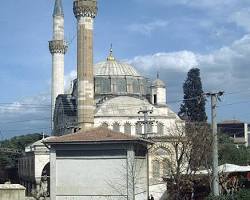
[217, 120, 250, 147]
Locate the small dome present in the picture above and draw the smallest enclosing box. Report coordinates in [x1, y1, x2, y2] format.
[152, 79, 165, 87]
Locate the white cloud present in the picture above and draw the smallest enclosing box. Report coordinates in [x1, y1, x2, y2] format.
[129, 51, 198, 72]
[0, 94, 50, 115]
[127, 20, 168, 35]
[152, 0, 239, 9]
[129, 34, 250, 92]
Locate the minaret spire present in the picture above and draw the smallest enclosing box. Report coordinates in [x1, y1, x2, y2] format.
[49, 0, 68, 132]
[53, 0, 64, 17]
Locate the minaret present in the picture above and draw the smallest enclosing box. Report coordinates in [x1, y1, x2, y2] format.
[73, 0, 98, 131]
[151, 73, 167, 105]
[49, 0, 68, 129]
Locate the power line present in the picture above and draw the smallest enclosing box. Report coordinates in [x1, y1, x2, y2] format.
[0, 88, 249, 108]
[0, 118, 51, 124]
[1, 127, 51, 133]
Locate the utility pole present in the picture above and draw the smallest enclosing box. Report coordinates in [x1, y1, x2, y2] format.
[137, 106, 154, 138]
[205, 91, 224, 196]
[137, 106, 154, 199]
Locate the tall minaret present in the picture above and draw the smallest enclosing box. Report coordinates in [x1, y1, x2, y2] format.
[49, 0, 68, 128]
[73, 0, 97, 131]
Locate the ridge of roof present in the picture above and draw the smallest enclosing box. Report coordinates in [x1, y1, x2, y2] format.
[45, 127, 152, 144]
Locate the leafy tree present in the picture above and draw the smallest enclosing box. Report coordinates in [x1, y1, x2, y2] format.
[218, 134, 250, 166]
[179, 68, 207, 122]
[0, 133, 44, 168]
[162, 122, 212, 200]
[206, 189, 250, 200]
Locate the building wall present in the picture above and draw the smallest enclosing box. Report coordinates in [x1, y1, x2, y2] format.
[0, 184, 25, 200]
[94, 116, 178, 137]
[56, 158, 127, 198]
[34, 154, 49, 182]
[151, 87, 166, 105]
[50, 144, 148, 200]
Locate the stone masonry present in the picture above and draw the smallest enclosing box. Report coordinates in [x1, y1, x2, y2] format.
[73, 0, 98, 131]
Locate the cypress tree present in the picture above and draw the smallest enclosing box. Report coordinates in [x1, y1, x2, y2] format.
[178, 68, 207, 122]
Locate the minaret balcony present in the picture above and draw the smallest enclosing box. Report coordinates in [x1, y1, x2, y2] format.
[49, 40, 68, 54]
[73, 0, 98, 18]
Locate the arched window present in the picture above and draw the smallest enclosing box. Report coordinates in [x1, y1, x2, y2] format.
[152, 160, 160, 179]
[111, 78, 117, 93]
[113, 122, 120, 132]
[136, 123, 142, 135]
[157, 123, 164, 135]
[124, 123, 132, 134]
[147, 123, 153, 134]
[162, 158, 170, 176]
[95, 77, 101, 93]
[133, 79, 139, 93]
[101, 122, 109, 129]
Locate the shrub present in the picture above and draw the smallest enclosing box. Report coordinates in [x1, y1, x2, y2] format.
[206, 189, 250, 200]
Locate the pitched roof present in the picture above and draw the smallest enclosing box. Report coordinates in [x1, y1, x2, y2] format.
[45, 127, 152, 144]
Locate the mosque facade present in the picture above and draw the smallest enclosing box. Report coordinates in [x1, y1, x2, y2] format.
[53, 49, 180, 140]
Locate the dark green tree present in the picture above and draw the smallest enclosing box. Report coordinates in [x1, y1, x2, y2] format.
[0, 133, 44, 168]
[178, 68, 207, 122]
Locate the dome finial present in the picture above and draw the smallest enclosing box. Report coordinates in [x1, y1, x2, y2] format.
[157, 71, 159, 79]
[107, 43, 115, 61]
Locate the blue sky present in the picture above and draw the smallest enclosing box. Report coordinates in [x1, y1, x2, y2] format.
[1, 0, 250, 138]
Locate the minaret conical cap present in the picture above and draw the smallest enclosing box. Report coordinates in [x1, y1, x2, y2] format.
[53, 0, 64, 17]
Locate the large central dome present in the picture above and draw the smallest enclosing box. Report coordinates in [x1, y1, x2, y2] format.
[71, 48, 152, 100]
[94, 60, 141, 77]
[93, 48, 150, 98]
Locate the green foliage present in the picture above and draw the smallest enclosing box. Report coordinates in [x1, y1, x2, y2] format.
[179, 68, 207, 122]
[206, 189, 250, 200]
[0, 133, 43, 168]
[0, 133, 43, 150]
[218, 134, 250, 165]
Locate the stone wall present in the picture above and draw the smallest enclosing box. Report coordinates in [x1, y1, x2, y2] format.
[0, 184, 25, 200]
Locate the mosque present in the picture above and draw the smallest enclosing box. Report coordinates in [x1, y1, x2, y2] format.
[18, 0, 182, 199]
[51, 0, 182, 184]
[53, 48, 179, 137]
[51, 0, 180, 139]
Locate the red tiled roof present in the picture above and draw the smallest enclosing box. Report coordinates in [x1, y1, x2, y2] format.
[44, 127, 152, 144]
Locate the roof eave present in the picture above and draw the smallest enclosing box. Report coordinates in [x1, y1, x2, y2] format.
[44, 139, 153, 145]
